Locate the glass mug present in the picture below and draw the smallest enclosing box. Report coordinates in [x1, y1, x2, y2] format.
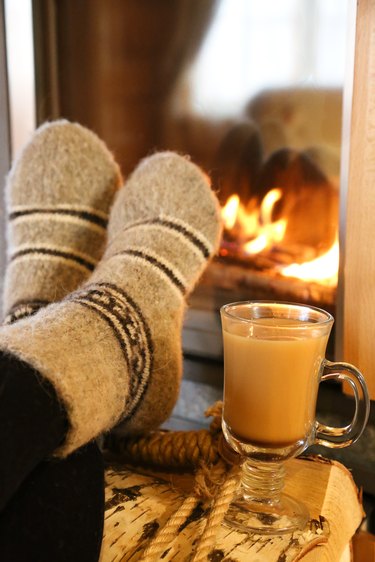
[220, 301, 370, 534]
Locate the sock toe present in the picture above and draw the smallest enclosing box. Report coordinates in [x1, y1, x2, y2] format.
[3, 120, 122, 321]
[7, 120, 121, 208]
[107, 151, 223, 290]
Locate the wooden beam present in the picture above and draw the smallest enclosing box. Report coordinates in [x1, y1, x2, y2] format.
[339, 0, 375, 398]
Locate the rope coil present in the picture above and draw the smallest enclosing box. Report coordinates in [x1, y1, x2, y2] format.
[106, 401, 241, 561]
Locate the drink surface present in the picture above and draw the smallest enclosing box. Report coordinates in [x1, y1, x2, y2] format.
[223, 317, 328, 446]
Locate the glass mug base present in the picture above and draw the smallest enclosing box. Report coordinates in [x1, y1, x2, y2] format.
[221, 419, 311, 535]
[225, 491, 309, 535]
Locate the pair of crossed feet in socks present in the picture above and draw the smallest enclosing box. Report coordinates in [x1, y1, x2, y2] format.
[0, 121, 222, 561]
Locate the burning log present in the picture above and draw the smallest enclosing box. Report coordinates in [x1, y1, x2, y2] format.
[211, 120, 263, 205]
[255, 148, 339, 252]
[197, 258, 336, 312]
[220, 241, 318, 268]
[184, 257, 337, 361]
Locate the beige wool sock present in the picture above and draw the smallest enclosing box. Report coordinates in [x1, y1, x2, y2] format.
[0, 152, 222, 456]
[3, 120, 122, 324]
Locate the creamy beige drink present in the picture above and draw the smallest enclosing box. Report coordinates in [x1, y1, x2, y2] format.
[223, 318, 329, 446]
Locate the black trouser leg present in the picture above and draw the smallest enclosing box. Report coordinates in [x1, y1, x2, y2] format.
[0, 352, 68, 511]
[0, 351, 105, 561]
[0, 441, 105, 562]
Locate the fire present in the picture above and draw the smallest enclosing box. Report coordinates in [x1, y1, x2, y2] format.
[244, 189, 287, 254]
[221, 194, 240, 230]
[280, 238, 339, 287]
[221, 188, 287, 253]
[220, 188, 339, 287]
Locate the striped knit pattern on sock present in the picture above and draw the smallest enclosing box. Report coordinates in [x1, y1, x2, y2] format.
[3, 120, 122, 323]
[0, 152, 223, 456]
[67, 282, 154, 423]
[4, 300, 51, 324]
[89, 151, 222, 438]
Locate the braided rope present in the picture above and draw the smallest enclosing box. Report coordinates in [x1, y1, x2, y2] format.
[141, 495, 199, 562]
[192, 463, 241, 562]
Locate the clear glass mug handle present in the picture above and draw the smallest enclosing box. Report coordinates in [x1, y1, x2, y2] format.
[314, 360, 370, 448]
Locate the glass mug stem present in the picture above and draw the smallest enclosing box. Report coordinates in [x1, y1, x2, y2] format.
[314, 360, 370, 448]
[241, 458, 285, 504]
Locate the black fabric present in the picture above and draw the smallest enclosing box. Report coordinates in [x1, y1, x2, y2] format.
[0, 351, 104, 560]
[0, 352, 69, 511]
[0, 441, 105, 562]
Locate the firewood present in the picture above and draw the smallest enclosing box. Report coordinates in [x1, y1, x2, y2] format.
[255, 148, 339, 252]
[211, 121, 263, 205]
[100, 456, 362, 562]
[197, 259, 336, 311]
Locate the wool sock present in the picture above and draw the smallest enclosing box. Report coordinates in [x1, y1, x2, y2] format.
[0, 151, 222, 456]
[3, 119, 122, 324]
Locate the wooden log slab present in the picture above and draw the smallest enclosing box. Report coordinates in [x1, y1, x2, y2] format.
[100, 456, 363, 562]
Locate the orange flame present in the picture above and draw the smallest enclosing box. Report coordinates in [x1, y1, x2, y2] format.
[222, 194, 240, 230]
[221, 188, 287, 253]
[244, 189, 287, 254]
[221, 188, 339, 287]
[280, 237, 339, 287]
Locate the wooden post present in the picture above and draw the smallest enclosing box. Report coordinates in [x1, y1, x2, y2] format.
[338, 0, 375, 398]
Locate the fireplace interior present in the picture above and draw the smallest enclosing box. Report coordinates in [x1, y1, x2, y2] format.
[32, 1, 343, 332]
[183, 102, 340, 361]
